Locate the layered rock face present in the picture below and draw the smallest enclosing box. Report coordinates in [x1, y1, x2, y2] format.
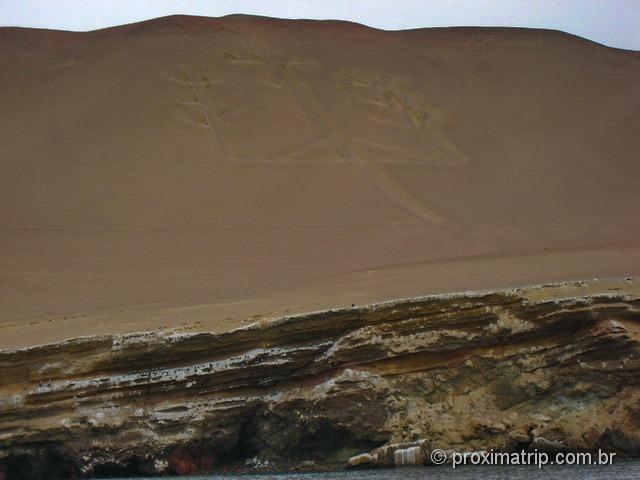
[1, 281, 639, 477]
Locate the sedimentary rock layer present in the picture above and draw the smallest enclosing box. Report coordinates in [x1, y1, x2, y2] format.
[1, 280, 639, 477]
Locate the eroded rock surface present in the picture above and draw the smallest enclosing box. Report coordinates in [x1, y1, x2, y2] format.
[1, 280, 639, 477]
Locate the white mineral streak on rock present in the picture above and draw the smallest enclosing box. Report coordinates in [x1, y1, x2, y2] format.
[153, 458, 168, 473]
[245, 456, 270, 468]
[318, 323, 482, 364]
[490, 310, 533, 334]
[608, 320, 628, 333]
[0, 395, 23, 408]
[336, 368, 371, 383]
[393, 446, 424, 466]
[311, 368, 380, 398]
[348, 453, 374, 467]
[29, 344, 325, 395]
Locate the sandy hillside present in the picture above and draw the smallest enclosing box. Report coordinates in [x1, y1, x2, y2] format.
[1, 15, 639, 348]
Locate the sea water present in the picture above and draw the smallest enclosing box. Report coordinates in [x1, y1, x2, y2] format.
[103, 459, 640, 480]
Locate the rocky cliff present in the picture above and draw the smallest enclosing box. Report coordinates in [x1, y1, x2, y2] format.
[1, 280, 640, 478]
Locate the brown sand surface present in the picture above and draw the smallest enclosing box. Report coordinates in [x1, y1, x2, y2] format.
[1, 15, 639, 349]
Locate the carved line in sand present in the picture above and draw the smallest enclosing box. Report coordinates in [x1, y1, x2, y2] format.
[164, 54, 466, 167]
[239, 46, 445, 222]
[223, 46, 343, 163]
[335, 68, 468, 166]
[163, 51, 447, 222]
[165, 65, 239, 162]
[164, 54, 331, 164]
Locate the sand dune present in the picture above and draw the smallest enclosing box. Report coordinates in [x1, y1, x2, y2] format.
[1, 15, 639, 348]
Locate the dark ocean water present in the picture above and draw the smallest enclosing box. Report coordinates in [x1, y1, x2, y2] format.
[103, 459, 640, 480]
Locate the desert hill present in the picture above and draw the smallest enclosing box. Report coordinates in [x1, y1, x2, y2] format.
[1, 15, 639, 348]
